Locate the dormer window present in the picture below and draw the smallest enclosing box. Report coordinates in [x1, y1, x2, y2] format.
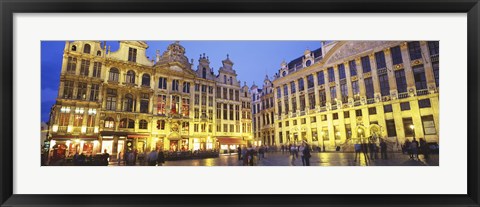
[71, 45, 77, 51]
[128, 47, 137, 62]
[83, 44, 91, 54]
[306, 60, 312, 67]
[96, 50, 102, 56]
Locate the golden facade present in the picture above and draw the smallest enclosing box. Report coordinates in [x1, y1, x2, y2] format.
[47, 41, 253, 158]
[255, 41, 439, 151]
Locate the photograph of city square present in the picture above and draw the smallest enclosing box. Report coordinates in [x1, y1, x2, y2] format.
[41, 40, 439, 166]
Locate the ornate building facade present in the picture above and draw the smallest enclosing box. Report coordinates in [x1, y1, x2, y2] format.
[262, 41, 439, 150]
[251, 76, 275, 146]
[47, 41, 253, 158]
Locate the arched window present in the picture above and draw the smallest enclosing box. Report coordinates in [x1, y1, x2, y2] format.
[104, 117, 115, 129]
[119, 118, 135, 129]
[141, 74, 150, 87]
[71, 45, 77, 51]
[139, 120, 148, 129]
[123, 94, 134, 112]
[96, 50, 101, 56]
[83, 44, 91, 54]
[202, 68, 207, 79]
[126, 70, 136, 84]
[109, 68, 119, 82]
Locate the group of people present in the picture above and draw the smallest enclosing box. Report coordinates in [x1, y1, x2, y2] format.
[353, 139, 388, 163]
[237, 145, 260, 166]
[117, 149, 166, 166]
[71, 149, 110, 166]
[288, 142, 312, 166]
[402, 138, 430, 160]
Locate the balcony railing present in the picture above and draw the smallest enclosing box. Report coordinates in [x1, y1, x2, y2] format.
[398, 92, 409, 99]
[416, 89, 429, 96]
[354, 101, 361, 107]
[319, 106, 327, 112]
[300, 111, 306, 116]
[431, 54, 439, 62]
[366, 98, 375, 105]
[86, 127, 95, 134]
[58, 126, 68, 133]
[331, 105, 338, 110]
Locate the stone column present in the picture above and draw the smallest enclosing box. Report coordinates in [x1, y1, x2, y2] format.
[369, 53, 381, 96]
[420, 41, 436, 87]
[356, 58, 366, 98]
[304, 76, 310, 110]
[384, 48, 398, 93]
[400, 42, 416, 89]
[334, 65, 342, 104]
[344, 61, 354, 102]
[295, 79, 300, 114]
[313, 72, 320, 110]
[324, 70, 332, 104]
[410, 100, 425, 138]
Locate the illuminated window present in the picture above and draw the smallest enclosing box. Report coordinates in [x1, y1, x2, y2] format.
[104, 117, 114, 129]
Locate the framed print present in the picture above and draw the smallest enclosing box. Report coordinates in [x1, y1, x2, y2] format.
[1, 0, 479, 206]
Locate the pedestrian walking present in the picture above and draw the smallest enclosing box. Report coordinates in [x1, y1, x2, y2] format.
[242, 147, 248, 166]
[102, 149, 110, 166]
[299, 144, 305, 166]
[354, 142, 361, 162]
[368, 141, 375, 161]
[147, 149, 158, 166]
[290, 144, 297, 166]
[380, 139, 388, 160]
[303, 142, 311, 166]
[238, 146, 242, 160]
[127, 151, 135, 166]
[419, 138, 429, 159]
[410, 138, 419, 160]
[157, 149, 165, 166]
[117, 151, 124, 166]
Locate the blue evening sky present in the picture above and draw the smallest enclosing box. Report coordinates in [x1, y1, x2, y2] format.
[41, 41, 321, 122]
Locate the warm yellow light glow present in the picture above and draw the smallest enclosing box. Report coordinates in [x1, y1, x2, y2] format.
[52, 125, 59, 132]
[67, 126, 72, 132]
[336, 132, 340, 136]
[409, 124, 414, 130]
[81, 126, 87, 133]
[75, 139, 80, 143]
[357, 129, 362, 133]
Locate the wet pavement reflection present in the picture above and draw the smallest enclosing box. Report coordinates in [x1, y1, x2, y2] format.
[153, 152, 439, 167]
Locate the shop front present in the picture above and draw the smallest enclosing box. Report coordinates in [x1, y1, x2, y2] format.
[48, 135, 100, 163]
[216, 137, 246, 154]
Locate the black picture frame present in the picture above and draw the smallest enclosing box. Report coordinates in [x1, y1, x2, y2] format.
[1, 0, 479, 206]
